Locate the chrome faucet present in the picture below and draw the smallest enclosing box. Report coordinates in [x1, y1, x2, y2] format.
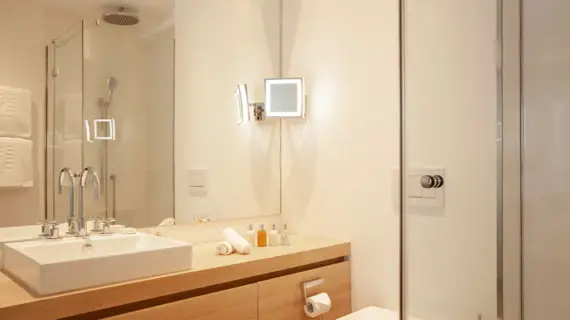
[58, 168, 76, 235]
[78, 167, 101, 236]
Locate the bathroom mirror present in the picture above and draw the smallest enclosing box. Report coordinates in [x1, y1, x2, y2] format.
[174, 0, 282, 223]
[265, 78, 305, 118]
[0, 0, 282, 232]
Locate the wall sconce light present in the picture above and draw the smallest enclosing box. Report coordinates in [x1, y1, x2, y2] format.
[94, 119, 116, 140]
[235, 78, 305, 124]
[84, 118, 116, 141]
[235, 84, 249, 124]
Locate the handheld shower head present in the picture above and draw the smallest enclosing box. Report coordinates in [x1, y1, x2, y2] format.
[100, 77, 119, 107]
[107, 77, 119, 90]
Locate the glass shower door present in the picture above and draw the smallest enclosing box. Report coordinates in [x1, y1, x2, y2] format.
[402, 0, 500, 319]
[50, 21, 84, 224]
[521, 0, 570, 318]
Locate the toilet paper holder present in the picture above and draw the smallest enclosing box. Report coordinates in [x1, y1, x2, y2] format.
[302, 278, 325, 304]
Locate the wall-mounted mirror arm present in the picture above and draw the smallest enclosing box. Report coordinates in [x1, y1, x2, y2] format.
[236, 78, 305, 124]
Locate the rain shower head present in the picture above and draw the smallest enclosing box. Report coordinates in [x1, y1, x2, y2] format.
[102, 7, 140, 26]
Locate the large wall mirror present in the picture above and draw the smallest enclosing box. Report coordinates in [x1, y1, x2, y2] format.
[0, 0, 282, 235]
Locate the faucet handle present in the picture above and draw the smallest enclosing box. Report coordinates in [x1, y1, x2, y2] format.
[37, 220, 56, 237]
[46, 222, 60, 240]
[88, 217, 105, 233]
[66, 217, 78, 235]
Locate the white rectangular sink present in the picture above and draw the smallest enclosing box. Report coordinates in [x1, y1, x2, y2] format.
[3, 233, 192, 295]
[0, 223, 69, 269]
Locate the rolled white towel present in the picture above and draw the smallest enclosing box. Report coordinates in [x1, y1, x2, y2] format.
[157, 218, 175, 227]
[222, 228, 252, 254]
[216, 241, 234, 256]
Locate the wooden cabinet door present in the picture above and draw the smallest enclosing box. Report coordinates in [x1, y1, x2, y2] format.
[258, 261, 351, 320]
[106, 284, 258, 320]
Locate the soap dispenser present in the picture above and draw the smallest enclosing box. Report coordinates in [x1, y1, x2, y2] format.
[268, 224, 281, 247]
[245, 224, 256, 246]
[281, 224, 290, 246]
[257, 224, 268, 247]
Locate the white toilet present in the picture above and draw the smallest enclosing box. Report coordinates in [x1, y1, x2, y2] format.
[338, 307, 421, 320]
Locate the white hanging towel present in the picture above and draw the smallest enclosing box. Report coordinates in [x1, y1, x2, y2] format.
[0, 86, 32, 139]
[0, 137, 33, 188]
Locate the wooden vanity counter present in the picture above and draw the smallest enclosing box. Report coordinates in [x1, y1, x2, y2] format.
[0, 235, 350, 320]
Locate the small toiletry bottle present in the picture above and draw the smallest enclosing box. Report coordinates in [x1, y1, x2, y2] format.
[268, 224, 281, 247]
[245, 224, 256, 246]
[257, 224, 268, 247]
[281, 224, 290, 246]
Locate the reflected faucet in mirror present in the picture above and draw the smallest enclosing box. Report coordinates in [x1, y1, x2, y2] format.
[58, 168, 77, 236]
[78, 167, 101, 237]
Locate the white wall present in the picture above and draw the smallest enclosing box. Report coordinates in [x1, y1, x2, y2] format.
[175, 0, 281, 223]
[281, 0, 401, 312]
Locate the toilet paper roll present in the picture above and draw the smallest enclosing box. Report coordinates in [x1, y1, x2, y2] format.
[304, 293, 332, 318]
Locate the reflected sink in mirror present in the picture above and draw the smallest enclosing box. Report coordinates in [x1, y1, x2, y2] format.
[2, 233, 192, 296]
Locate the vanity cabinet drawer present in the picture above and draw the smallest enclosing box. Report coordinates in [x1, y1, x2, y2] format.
[257, 261, 351, 320]
[106, 284, 258, 320]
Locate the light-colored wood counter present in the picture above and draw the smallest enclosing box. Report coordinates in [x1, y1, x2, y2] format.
[0, 235, 350, 320]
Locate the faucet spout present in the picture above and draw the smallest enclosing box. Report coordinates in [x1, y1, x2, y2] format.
[58, 168, 75, 233]
[78, 167, 101, 236]
[80, 167, 101, 199]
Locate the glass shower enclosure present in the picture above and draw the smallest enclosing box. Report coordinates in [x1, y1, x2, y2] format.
[46, 18, 175, 228]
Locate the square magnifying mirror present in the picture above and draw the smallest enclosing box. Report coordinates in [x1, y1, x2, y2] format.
[265, 78, 304, 118]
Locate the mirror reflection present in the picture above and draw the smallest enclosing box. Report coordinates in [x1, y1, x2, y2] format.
[0, 0, 282, 236]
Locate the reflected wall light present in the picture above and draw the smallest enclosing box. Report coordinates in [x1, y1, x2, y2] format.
[235, 84, 250, 124]
[94, 119, 116, 140]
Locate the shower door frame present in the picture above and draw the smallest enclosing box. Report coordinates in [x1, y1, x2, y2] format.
[501, 0, 523, 319]
[46, 20, 87, 223]
[399, 0, 509, 319]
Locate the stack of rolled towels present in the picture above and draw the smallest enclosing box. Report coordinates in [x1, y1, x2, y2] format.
[216, 228, 252, 255]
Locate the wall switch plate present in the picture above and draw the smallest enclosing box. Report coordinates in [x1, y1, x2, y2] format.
[188, 169, 209, 197]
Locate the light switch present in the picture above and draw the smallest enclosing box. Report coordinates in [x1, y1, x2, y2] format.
[188, 169, 209, 197]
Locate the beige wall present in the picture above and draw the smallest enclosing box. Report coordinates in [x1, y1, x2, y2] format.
[281, 0, 401, 312]
[174, 0, 281, 224]
[146, 28, 175, 227]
